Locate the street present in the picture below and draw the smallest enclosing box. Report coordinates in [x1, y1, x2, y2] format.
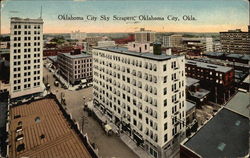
[43, 66, 138, 158]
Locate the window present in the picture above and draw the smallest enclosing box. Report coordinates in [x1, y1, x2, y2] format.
[164, 88, 167, 95]
[164, 123, 168, 130]
[164, 134, 168, 142]
[163, 64, 167, 71]
[164, 99, 167, 107]
[164, 76, 167, 83]
[164, 111, 167, 118]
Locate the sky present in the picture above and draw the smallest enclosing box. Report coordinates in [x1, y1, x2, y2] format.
[0, 0, 249, 34]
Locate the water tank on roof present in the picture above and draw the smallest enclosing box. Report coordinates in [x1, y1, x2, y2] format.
[153, 42, 162, 55]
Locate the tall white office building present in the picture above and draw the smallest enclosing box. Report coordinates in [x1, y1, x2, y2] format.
[10, 17, 44, 99]
[205, 37, 213, 52]
[92, 44, 186, 158]
[135, 28, 156, 43]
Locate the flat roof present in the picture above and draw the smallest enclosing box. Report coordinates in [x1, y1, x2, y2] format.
[188, 88, 210, 99]
[95, 46, 179, 61]
[9, 98, 92, 158]
[62, 52, 92, 59]
[204, 52, 224, 57]
[225, 91, 250, 118]
[184, 108, 249, 158]
[186, 101, 196, 112]
[226, 54, 250, 61]
[48, 56, 57, 62]
[186, 77, 199, 87]
[186, 59, 232, 73]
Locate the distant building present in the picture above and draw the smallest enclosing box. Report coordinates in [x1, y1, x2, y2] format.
[0, 41, 9, 49]
[10, 17, 44, 99]
[186, 59, 234, 104]
[135, 28, 156, 43]
[57, 50, 92, 85]
[86, 36, 102, 46]
[162, 35, 182, 48]
[92, 44, 186, 158]
[220, 29, 250, 54]
[97, 40, 116, 47]
[205, 37, 213, 52]
[70, 30, 87, 40]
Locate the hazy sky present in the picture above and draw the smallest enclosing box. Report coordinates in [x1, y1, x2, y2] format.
[0, 0, 249, 33]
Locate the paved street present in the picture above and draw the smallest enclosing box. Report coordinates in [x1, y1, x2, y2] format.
[43, 65, 138, 158]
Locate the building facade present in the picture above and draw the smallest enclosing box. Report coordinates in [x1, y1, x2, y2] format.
[162, 35, 183, 48]
[186, 59, 234, 104]
[70, 30, 87, 40]
[97, 40, 116, 47]
[205, 37, 213, 52]
[10, 17, 44, 99]
[220, 29, 250, 54]
[135, 28, 156, 43]
[92, 46, 186, 158]
[57, 51, 92, 85]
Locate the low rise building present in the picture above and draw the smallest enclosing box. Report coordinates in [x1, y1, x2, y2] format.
[57, 50, 92, 85]
[186, 77, 210, 106]
[186, 59, 234, 104]
[181, 91, 249, 158]
[8, 97, 94, 158]
[97, 40, 116, 47]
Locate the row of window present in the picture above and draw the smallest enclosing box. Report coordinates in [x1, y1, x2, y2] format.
[13, 24, 40, 29]
[13, 36, 41, 41]
[13, 48, 41, 53]
[13, 82, 40, 91]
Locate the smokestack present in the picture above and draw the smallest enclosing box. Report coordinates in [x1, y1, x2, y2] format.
[153, 42, 162, 55]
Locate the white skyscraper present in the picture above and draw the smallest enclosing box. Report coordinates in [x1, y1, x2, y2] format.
[92, 45, 186, 158]
[10, 17, 44, 99]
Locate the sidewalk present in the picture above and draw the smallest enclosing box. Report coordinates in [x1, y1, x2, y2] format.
[88, 102, 151, 158]
[120, 133, 152, 158]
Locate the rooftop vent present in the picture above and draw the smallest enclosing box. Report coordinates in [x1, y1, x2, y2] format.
[35, 117, 41, 123]
[16, 143, 25, 152]
[40, 134, 45, 139]
[14, 114, 21, 119]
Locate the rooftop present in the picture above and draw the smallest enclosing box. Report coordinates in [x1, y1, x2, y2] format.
[203, 52, 224, 57]
[186, 101, 196, 112]
[183, 108, 249, 158]
[186, 77, 199, 87]
[188, 88, 210, 99]
[225, 91, 250, 118]
[186, 59, 232, 73]
[11, 17, 43, 23]
[61, 52, 92, 59]
[95, 46, 178, 61]
[9, 98, 92, 158]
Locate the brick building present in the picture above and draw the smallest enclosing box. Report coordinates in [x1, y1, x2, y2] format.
[185, 60, 234, 104]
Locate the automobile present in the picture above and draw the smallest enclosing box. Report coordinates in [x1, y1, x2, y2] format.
[54, 81, 59, 87]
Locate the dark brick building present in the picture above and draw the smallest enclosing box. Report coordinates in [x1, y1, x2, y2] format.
[186, 60, 235, 104]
